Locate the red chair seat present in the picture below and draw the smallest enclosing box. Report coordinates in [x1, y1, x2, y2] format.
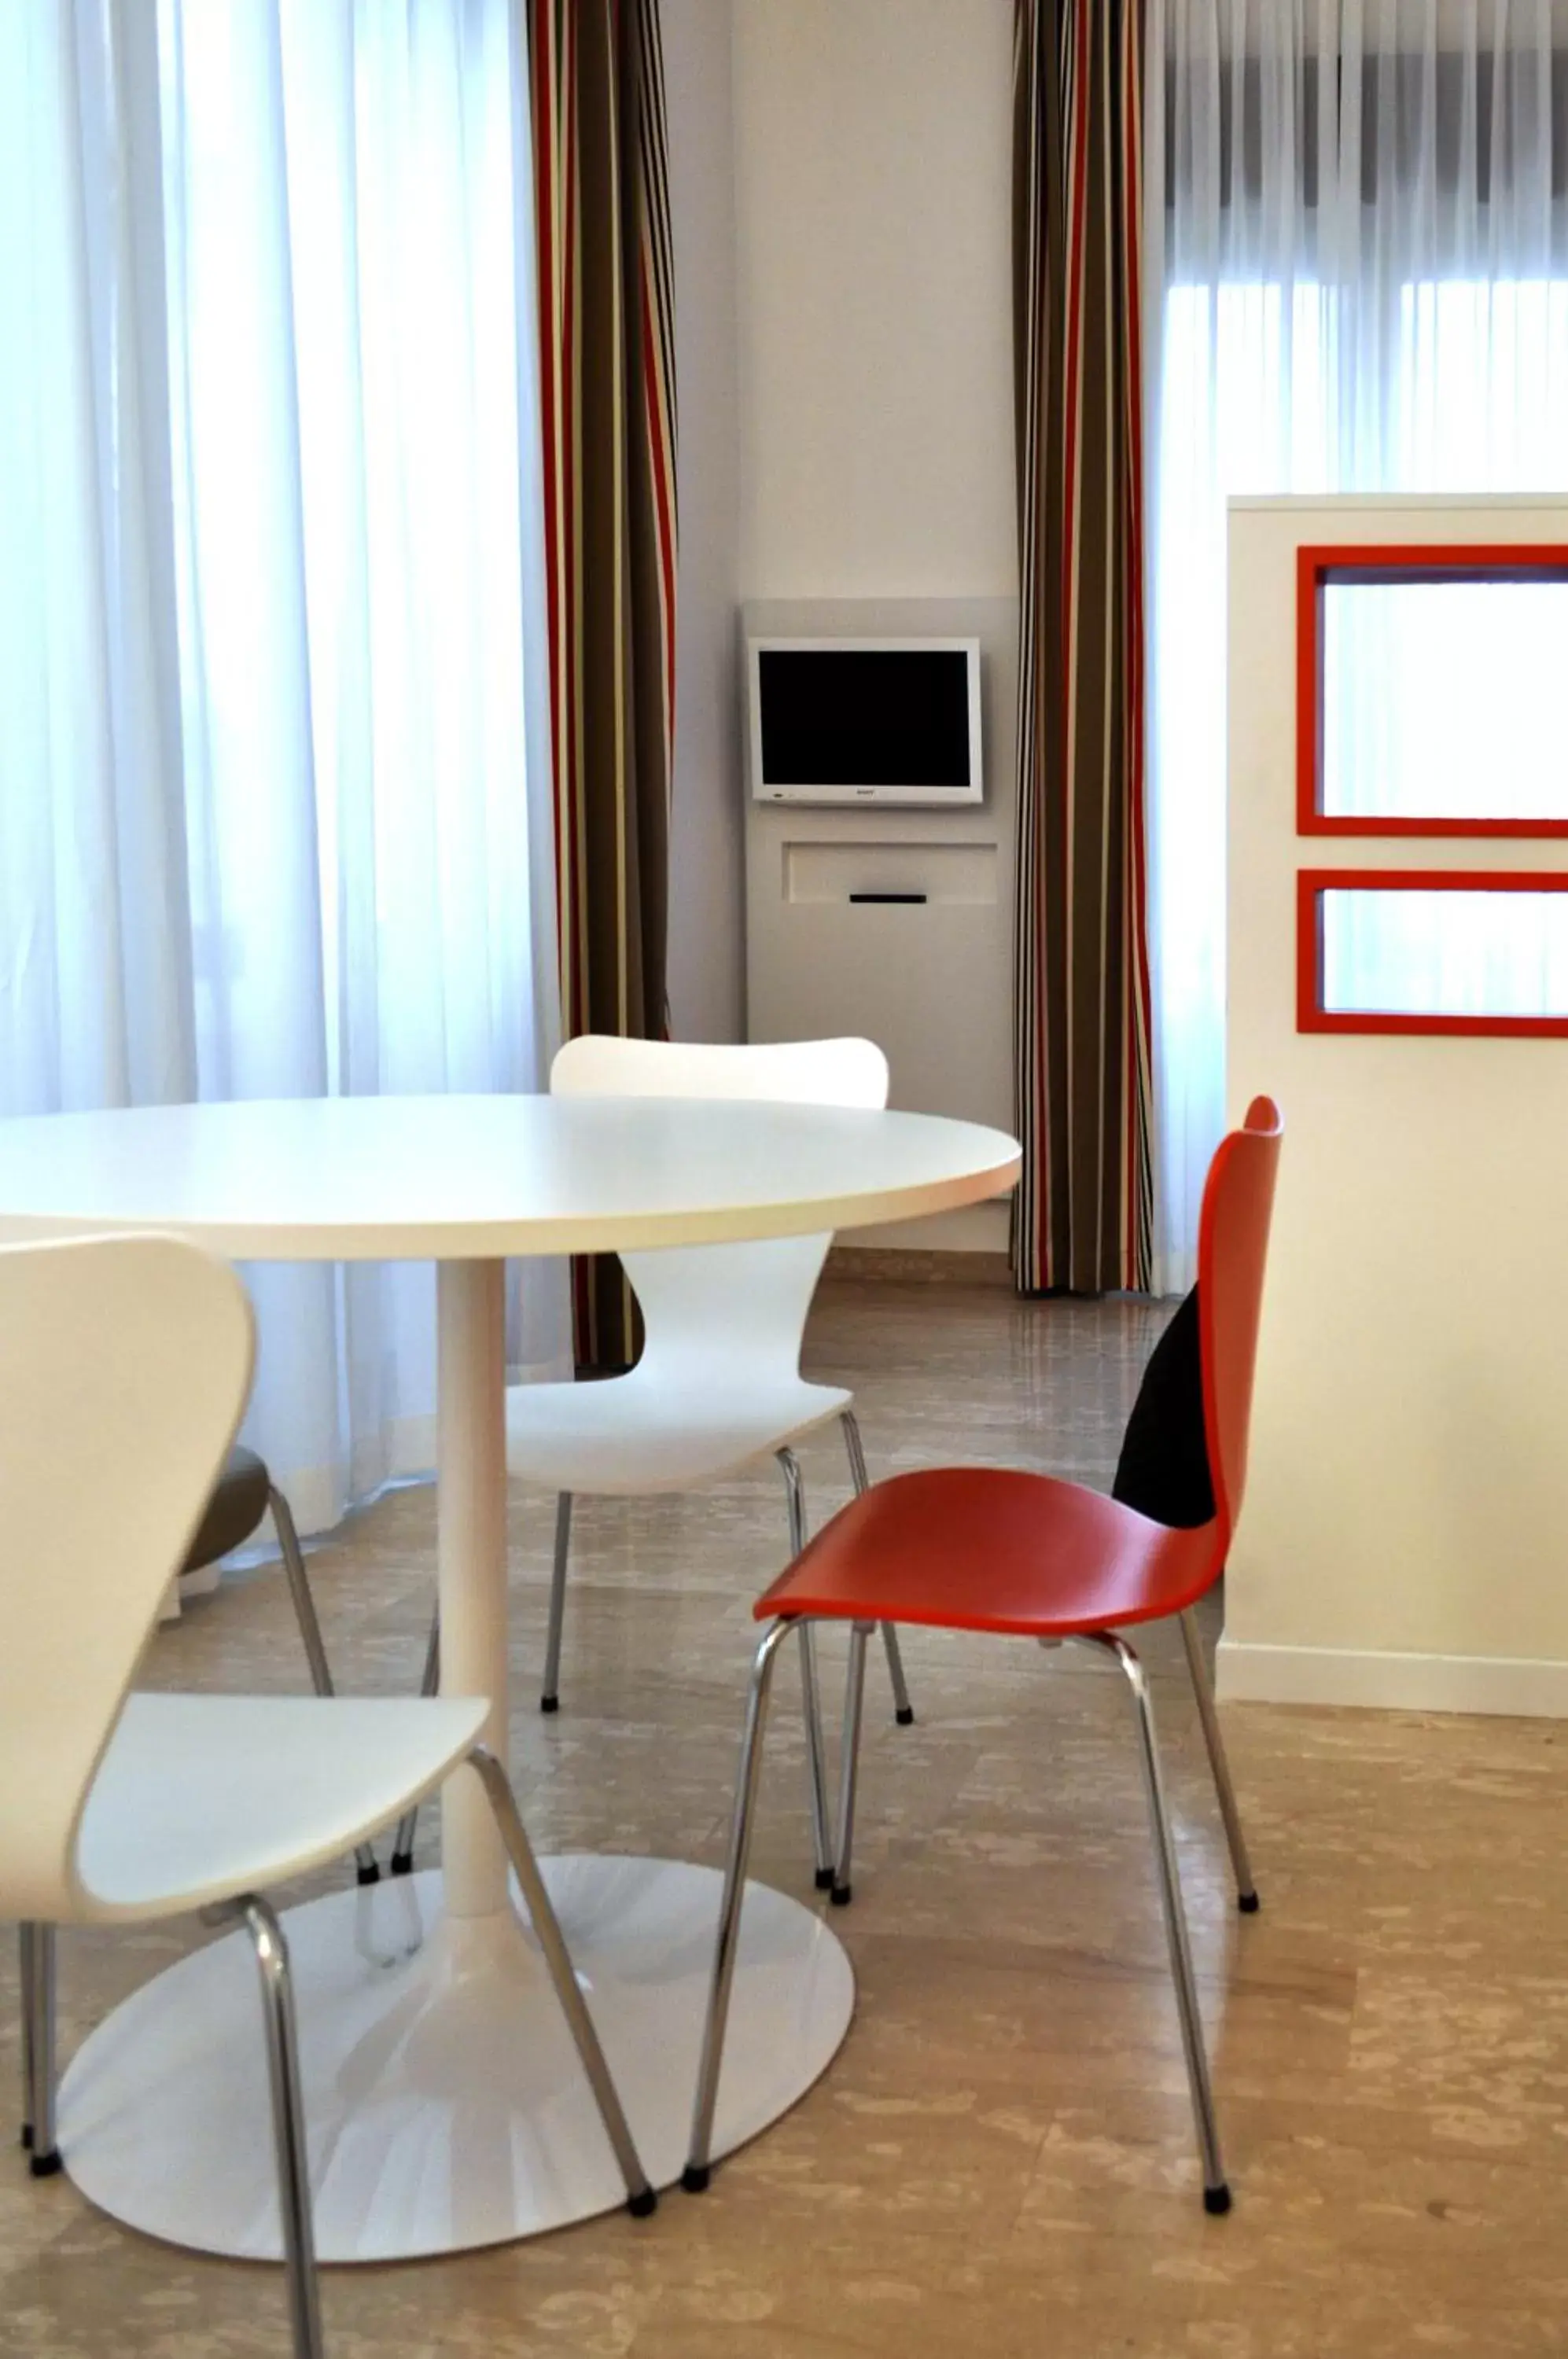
[756, 1466, 1221, 1639]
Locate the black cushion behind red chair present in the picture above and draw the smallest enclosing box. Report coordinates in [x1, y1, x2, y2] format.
[1112, 1287, 1216, 1532]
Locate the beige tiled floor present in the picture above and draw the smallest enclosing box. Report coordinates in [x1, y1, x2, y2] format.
[6, 1279, 1566, 2356]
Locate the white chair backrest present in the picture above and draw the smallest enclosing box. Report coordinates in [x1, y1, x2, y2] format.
[550, 1037, 889, 1382]
[0, 1235, 254, 1919]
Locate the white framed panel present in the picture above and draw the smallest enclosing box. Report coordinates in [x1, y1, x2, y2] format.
[1225, 494, 1568, 1712]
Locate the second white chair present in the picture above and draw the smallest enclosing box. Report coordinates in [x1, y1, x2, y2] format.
[389, 1036, 915, 1890]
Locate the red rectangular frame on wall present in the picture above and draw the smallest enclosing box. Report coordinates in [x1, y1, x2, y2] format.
[1295, 543, 1568, 838]
[1297, 867, 1568, 1037]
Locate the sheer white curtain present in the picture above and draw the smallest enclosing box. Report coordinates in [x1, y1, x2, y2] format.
[1145, 0, 1568, 1290]
[0, 0, 568, 1532]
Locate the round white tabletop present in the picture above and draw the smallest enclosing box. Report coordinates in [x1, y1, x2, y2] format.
[0, 1093, 1021, 1258]
[6, 1093, 1021, 2264]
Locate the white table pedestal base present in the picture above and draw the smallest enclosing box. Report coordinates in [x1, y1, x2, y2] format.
[57, 1857, 855, 2262]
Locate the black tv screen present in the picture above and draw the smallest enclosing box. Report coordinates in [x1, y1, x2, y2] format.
[756, 645, 976, 795]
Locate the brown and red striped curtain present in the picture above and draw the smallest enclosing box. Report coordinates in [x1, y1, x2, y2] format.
[1012, 0, 1153, 1296]
[528, 0, 678, 1367]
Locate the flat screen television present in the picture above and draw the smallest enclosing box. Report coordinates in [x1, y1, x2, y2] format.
[746, 636, 983, 805]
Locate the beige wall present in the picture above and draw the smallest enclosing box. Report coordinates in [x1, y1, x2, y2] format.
[1222, 495, 1568, 1718]
[733, 0, 1016, 598]
[664, 0, 1018, 1042]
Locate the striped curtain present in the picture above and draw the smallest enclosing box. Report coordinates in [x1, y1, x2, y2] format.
[1012, 0, 1153, 1296]
[529, 0, 678, 1367]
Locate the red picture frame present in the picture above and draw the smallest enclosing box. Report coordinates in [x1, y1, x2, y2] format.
[1297, 867, 1568, 1037]
[1294, 543, 1568, 839]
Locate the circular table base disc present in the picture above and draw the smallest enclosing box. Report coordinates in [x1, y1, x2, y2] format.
[58, 1857, 854, 2262]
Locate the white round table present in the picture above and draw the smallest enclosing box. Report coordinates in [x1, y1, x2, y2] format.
[0, 1095, 1020, 2263]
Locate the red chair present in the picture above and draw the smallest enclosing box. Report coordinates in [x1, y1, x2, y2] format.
[683, 1097, 1282, 2216]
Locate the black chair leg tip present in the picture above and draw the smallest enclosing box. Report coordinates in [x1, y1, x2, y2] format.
[894, 1706, 915, 1727]
[1203, 2182, 1232, 2217]
[627, 2186, 658, 2218]
[814, 1865, 835, 1891]
[1238, 1890, 1261, 1914]
[356, 1862, 381, 1888]
[540, 1694, 560, 1715]
[830, 1882, 852, 1908]
[20, 2125, 32, 2152]
[681, 2162, 711, 2195]
[30, 2151, 62, 2181]
[389, 1852, 415, 1878]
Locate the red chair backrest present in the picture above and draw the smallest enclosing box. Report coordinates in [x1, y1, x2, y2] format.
[1196, 1097, 1283, 1551]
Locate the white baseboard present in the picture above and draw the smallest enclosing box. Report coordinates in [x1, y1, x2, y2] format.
[1216, 1638, 1568, 1719]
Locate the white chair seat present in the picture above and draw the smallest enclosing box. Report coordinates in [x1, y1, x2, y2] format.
[505, 1371, 850, 1495]
[75, 1693, 488, 1921]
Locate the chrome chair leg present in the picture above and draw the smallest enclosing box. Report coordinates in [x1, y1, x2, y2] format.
[1089, 1630, 1231, 2214]
[19, 1923, 58, 2174]
[879, 1621, 914, 1724]
[389, 1610, 443, 1875]
[830, 1621, 873, 1908]
[28, 1925, 58, 2176]
[466, 1746, 657, 2217]
[238, 1898, 324, 2359]
[18, 1923, 34, 2152]
[778, 1448, 833, 1889]
[271, 1487, 334, 1700]
[1179, 1609, 1259, 1912]
[684, 1617, 796, 2190]
[839, 1408, 870, 1495]
[272, 1488, 381, 1889]
[540, 1492, 572, 1713]
[840, 1411, 914, 1725]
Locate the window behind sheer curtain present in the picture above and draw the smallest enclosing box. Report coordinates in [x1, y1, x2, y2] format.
[0, 0, 565, 1525]
[1146, 1, 1568, 1290]
[157, 0, 552, 1107]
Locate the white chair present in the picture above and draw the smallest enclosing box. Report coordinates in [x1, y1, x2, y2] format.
[388, 1036, 915, 1891]
[0, 1233, 654, 2359]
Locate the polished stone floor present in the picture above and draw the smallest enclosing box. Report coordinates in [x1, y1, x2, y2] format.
[6, 1278, 1566, 2357]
